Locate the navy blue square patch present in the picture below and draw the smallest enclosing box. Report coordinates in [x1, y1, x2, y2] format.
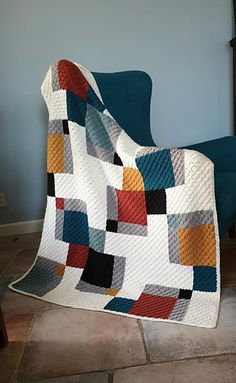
[104, 297, 136, 313]
[63, 210, 89, 245]
[193, 266, 217, 292]
[136, 150, 175, 190]
[67, 90, 87, 127]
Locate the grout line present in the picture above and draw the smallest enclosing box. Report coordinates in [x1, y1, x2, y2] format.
[137, 319, 151, 364]
[11, 312, 36, 383]
[108, 370, 114, 383]
[17, 370, 113, 383]
[14, 352, 236, 382]
[111, 351, 236, 373]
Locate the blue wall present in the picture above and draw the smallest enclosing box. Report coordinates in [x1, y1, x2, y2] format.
[0, 0, 233, 224]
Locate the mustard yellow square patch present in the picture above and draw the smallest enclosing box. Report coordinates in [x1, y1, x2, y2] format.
[105, 288, 119, 296]
[47, 134, 64, 173]
[178, 224, 216, 266]
[122, 167, 144, 191]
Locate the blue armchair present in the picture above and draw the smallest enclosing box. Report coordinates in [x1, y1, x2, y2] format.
[93, 71, 236, 237]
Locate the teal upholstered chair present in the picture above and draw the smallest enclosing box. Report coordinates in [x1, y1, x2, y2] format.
[93, 71, 236, 237]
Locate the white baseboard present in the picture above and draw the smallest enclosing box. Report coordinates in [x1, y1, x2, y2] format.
[0, 219, 43, 237]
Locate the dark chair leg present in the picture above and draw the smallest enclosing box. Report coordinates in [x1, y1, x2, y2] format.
[0, 307, 8, 347]
[229, 223, 236, 239]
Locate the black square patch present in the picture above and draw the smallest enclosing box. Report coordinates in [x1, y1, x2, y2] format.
[145, 189, 166, 214]
[81, 248, 114, 288]
[62, 120, 69, 135]
[47, 173, 55, 196]
[106, 219, 118, 233]
[113, 152, 123, 166]
[178, 289, 192, 300]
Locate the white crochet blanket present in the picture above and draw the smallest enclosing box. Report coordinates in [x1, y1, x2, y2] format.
[10, 60, 220, 328]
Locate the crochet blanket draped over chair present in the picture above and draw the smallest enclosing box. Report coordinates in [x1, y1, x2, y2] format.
[10, 60, 220, 328]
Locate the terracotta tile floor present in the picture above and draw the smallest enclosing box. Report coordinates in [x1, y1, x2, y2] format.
[0, 232, 236, 383]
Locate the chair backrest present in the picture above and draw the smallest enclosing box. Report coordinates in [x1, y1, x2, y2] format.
[92, 71, 155, 147]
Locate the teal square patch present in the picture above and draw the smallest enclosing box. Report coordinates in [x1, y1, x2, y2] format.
[89, 227, 106, 252]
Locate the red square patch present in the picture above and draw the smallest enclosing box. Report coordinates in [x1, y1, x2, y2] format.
[116, 190, 147, 226]
[66, 244, 89, 268]
[128, 293, 177, 319]
[58, 60, 89, 100]
[56, 198, 64, 210]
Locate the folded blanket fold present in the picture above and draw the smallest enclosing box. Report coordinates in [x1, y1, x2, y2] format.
[10, 60, 220, 328]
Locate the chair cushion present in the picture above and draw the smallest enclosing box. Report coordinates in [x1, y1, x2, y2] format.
[185, 136, 236, 172]
[185, 136, 236, 235]
[214, 172, 236, 235]
[93, 71, 155, 147]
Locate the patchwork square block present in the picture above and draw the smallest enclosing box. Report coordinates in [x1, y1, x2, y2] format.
[129, 285, 191, 321]
[63, 120, 69, 134]
[47, 173, 55, 196]
[63, 211, 89, 245]
[145, 189, 166, 214]
[136, 149, 175, 190]
[67, 91, 87, 127]
[106, 219, 118, 233]
[12, 256, 65, 297]
[167, 210, 216, 267]
[86, 105, 113, 152]
[128, 293, 177, 319]
[193, 266, 217, 292]
[47, 121, 73, 175]
[58, 59, 90, 99]
[113, 152, 123, 166]
[78, 248, 126, 293]
[55, 197, 89, 246]
[56, 197, 64, 210]
[85, 105, 122, 164]
[89, 227, 106, 253]
[47, 134, 64, 173]
[116, 190, 147, 225]
[66, 244, 89, 268]
[106, 186, 148, 237]
[169, 299, 190, 321]
[179, 225, 216, 266]
[81, 249, 114, 288]
[122, 167, 144, 191]
[104, 297, 136, 313]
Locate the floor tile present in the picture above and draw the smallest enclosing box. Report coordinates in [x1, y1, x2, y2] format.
[113, 354, 236, 383]
[0, 275, 14, 301]
[18, 308, 146, 380]
[0, 249, 18, 274]
[18, 371, 109, 383]
[0, 342, 23, 383]
[0, 314, 33, 383]
[0, 232, 41, 251]
[3, 248, 37, 276]
[221, 247, 236, 287]
[2, 290, 61, 316]
[141, 287, 236, 362]
[5, 313, 33, 342]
